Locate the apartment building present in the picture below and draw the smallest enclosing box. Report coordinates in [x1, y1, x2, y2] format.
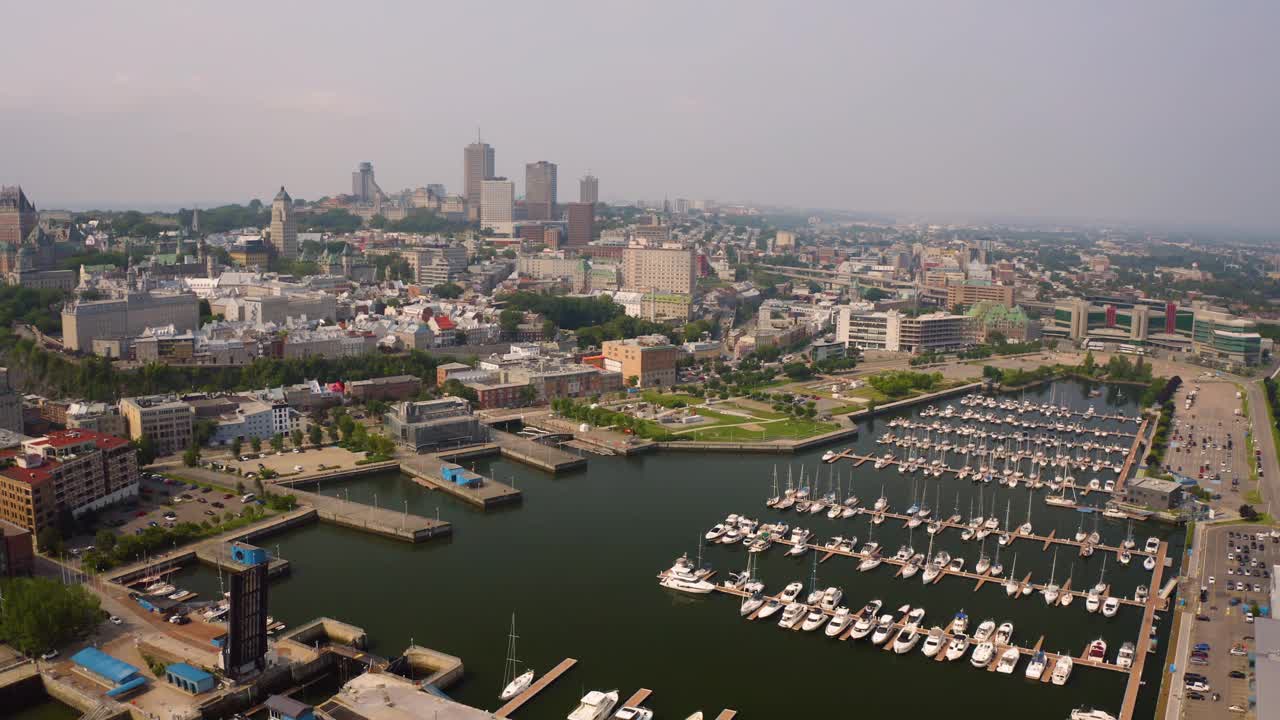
[622, 246, 695, 294]
[836, 306, 975, 354]
[945, 281, 1014, 309]
[119, 395, 194, 457]
[0, 429, 139, 538]
[602, 335, 679, 387]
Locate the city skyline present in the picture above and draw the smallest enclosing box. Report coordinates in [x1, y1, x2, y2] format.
[1, 2, 1278, 232]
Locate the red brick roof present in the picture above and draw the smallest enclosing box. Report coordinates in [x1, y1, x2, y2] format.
[29, 429, 129, 451]
[1, 463, 53, 486]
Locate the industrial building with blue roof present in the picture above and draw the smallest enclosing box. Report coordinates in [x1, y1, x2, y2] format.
[70, 647, 148, 698]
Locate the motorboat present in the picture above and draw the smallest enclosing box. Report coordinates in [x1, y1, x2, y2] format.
[902, 553, 924, 579]
[825, 607, 853, 638]
[1101, 597, 1119, 618]
[905, 607, 925, 627]
[819, 586, 844, 611]
[1085, 589, 1101, 613]
[1051, 655, 1073, 686]
[611, 708, 653, 720]
[870, 614, 897, 645]
[704, 524, 728, 542]
[1069, 710, 1117, 720]
[659, 574, 715, 594]
[1143, 554, 1156, 571]
[569, 690, 619, 720]
[756, 598, 783, 620]
[1115, 642, 1135, 669]
[822, 450, 837, 462]
[996, 647, 1020, 674]
[1143, 536, 1160, 553]
[740, 591, 765, 617]
[850, 605, 881, 640]
[667, 554, 711, 582]
[800, 607, 829, 632]
[951, 610, 969, 635]
[947, 557, 965, 573]
[995, 622, 1013, 646]
[921, 626, 945, 658]
[944, 633, 971, 661]
[779, 582, 804, 603]
[777, 603, 807, 629]
[1134, 585, 1148, 603]
[970, 641, 995, 668]
[1025, 650, 1047, 679]
[1087, 638, 1107, 662]
[973, 619, 996, 643]
[893, 624, 922, 653]
[857, 551, 883, 572]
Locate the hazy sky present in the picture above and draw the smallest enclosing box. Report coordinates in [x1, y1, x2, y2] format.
[3, 1, 1278, 231]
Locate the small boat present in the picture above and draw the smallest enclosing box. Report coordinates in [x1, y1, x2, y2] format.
[893, 624, 922, 653]
[1134, 585, 1148, 603]
[756, 598, 783, 620]
[1115, 642, 1135, 669]
[569, 690, 620, 720]
[1143, 554, 1156, 571]
[1051, 655, 1073, 685]
[944, 633, 971, 661]
[1087, 638, 1107, 662]
[970, 641, 995, 668]
[704, 524, 728, 542]
[921, 626, 945, 657]
[612, 708, 653, 720]
[951, 610, 969, 635]
[740, 591, 765, 617]
[1025, 650, 1047, 679]
[974, 619, 996, 643]
[1101, 597, 1119, 618]
[1085, 589, 1101, 613]
[1143, 536, 1160, 553]
[850, 608, 880, 640]
[659, 574, 715, 594]
[996, 647, 1020, 674]
[994, 622, 1013, 646]
[779, 582, 804, 603]
[1069, 710, 1117, 720]
[822, 450, 836, 462]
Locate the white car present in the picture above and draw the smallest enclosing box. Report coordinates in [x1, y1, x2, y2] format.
[109, 615, 123, 625]
[1208, 576, 1215, 585]
[39, 650, 58, 661]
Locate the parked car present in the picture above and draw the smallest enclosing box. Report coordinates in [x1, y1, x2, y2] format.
[1229, 670, 1247, 679]
[40, 650, 58, 660]
[109, 615, 122, 625]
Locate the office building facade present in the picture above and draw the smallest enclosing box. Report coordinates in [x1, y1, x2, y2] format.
[351, 162, 376, 203]
[120, 395, 193, 457]
[566, 202, 594, 246]
[525, 161, 558, 221]
[579, 174, 598, 204]
[622, 246, 696, 295]
[480, 179, 514, 229]
[269, 186, 297, 260]
[464, 141, 495, 215]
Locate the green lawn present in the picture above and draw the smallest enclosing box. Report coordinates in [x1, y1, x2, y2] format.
[687, 418, 839, 442]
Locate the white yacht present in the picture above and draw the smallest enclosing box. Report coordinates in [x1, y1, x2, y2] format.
[569, 690, 619, 720]
[1143, 554, 1156, 571]
[944, 633, 971, 661]
[740, 591, 765, 617]
[800, 607, 829, 632]
[973, 619, 996, 643]
[994, 622, 1014, 646]
[951, 610, 969, 635]
[659, 574, 715, 594]
[819, 586, 844, 611]
[756, 598, 783, 620]
[970, 641, 995, 668]
[825, 607, 853, 638]
[870, 614, 897, 645]
[857, 551, 883, 572]
[921, 626, 945, 657]
[995, 647, 1020, 674]
[1024, 650, 1047, 679]
[1143, 536, 1160, 553]
[1085, 589, 1101, 613]
[704, 524, 727, 542]
[777, 603, 807, 629]
[1051, 655, 1073, 686]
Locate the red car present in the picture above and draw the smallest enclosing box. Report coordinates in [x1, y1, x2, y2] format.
[134, 510, 146, 517]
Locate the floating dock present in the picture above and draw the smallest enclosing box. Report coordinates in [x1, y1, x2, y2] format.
[825, 451, 1124, 496]
[401, 453, 523, 509]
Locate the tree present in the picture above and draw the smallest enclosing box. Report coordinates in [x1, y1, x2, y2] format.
[231, 438, 242, 458]
[94, 529, 117, 554]
[0, 577, 101, 655]
[251, 437, 262, 453]
[626, 375, 639, 387]
[518, 385, 539, 407]
[194, 419, 217, 446]
[309, 424, 323, 447]
[327, 425, 340, 443]
[182, 445, 200, 467]
[368, 214, 387, 229]
[235, 480, 245, 495]
[499, 308, 524, 336]
[1082, 350, 1096, 373]
[291, 429, 304, 448]
[270, 433, 284, 453]
[36, 527, 62, 555]
[433, 283, 463, 299]
[134, 436, 157, 467]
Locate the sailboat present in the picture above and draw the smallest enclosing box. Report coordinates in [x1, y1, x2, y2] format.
[765, 466, 781, 508]
[1018, 488, 1034, 535]
[975, 537, 992, 575]
[499, 614, 535, 702]
[1061, 563, 1075, 607]
[997, 499, 1013, 546]
[1042, 549, 1060, 605]
[990, 542, 1004, 576]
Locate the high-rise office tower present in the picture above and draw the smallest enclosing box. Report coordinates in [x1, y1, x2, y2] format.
[525, 161, 558, 221]
[580, 174, 599, 205]
[351, 162, 377, 202]
[0, 186, 38, 246]
[566, 202, 594, 246]
[270, 186, 298, 260]
[480, 178, 514, 227]
[464, 141, 495, 216]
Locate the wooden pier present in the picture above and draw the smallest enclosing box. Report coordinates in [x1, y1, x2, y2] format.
[714, 711, 738, 720]
[493, 657, 577, 718]
[1119, 540, 1168, 720]
[826, 450, 1124, 497]
[1112, 416, 1151, 494]
[621, 688, 652, 707]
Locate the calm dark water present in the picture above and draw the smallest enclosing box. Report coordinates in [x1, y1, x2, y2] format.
[8, 700, 78, 720]
[171, 380, 1179, 719]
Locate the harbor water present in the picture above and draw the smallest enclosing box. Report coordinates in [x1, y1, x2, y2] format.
[171, 379, 1179, 719]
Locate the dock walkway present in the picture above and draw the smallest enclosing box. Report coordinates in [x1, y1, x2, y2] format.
[1119, 541, 1167, 720]
[827, 451, 1123, 497]
[401, 453, 522, 509]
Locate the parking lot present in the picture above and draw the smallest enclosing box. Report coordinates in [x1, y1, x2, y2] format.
[1182, 522, 1276, 717]
[1168, 381, 1253, 518]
